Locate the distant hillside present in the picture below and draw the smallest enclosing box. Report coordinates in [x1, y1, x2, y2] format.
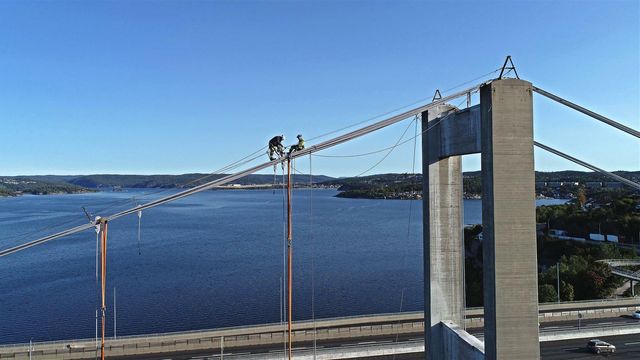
[17, 173, 334, 189]
[534, 170, 640, 183]
[321, 171, 640, 199]
[5, 170, 637, 196]
[0, 177, 93, 197]
[322, 171, 640, 187]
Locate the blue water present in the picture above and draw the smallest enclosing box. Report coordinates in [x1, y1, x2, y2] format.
[0, 189, 567, 344]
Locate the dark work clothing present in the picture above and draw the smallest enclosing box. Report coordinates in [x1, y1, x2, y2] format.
[268, 136, 285, 161]
[269, 136, 284, 147]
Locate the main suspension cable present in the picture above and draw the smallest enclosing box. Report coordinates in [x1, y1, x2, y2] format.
[313, 91, 475, 159]
[4, 147, 267, 247]
[532, 86, 640, 138]
[306, 68, 498, 143]
[534, 141, 640, 190]
[0, 83, 481, 257]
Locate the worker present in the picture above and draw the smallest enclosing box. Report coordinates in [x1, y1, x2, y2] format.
[288, 134, 305, 155]
[268, 135, 286, 161]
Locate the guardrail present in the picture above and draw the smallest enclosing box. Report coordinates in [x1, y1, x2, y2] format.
[2, 298, 639, 359]
[539, 322, 640, 342]
[0, 314, 425, 359]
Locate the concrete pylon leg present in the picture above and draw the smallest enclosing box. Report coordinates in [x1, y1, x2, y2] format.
[422, 105, 464, 360]
[480, 79, 540, 359]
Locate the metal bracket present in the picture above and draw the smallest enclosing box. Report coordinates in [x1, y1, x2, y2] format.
[498, 55, 519, 79]
[432, 89, 442, 102]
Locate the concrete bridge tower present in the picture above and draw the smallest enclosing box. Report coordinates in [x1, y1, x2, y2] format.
[422, 78, 540, 359]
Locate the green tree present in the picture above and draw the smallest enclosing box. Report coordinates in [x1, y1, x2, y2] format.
[539, 284, 558, 303]
[560, 281, 575, 301]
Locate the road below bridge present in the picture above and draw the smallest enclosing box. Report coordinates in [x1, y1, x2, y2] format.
[108, 317, 640, 360]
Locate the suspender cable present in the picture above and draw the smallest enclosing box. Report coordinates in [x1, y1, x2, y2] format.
[532, 86, 640, 139]
[534, 141, 640, 191]
[309, 154, 317, 359]
[281, 166, 287, 356]
[137, 210, 142, 255]
[0, 84, 482, 258]
[95, 225, 100, 360]
[286, 158, 293, 360]
[98, 219, 109, 360]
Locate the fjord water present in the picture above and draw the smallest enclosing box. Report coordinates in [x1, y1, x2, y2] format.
[0, 189, 566, 344]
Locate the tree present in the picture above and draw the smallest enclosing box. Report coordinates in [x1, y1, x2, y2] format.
[577, 187, 587, 208]
[574, 265, 614, 300]
[539, 284, 557, 303]
[560, 281, 575, 301]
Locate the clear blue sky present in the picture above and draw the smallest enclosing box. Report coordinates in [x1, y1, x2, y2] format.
[0, 0, 638, 177]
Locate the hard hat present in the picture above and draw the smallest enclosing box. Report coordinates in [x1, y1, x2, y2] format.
[297, 134, 302, 139]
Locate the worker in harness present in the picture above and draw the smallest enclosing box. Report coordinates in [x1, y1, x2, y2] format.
[268, 135, 286, 161]
[288, 134, 305, 155]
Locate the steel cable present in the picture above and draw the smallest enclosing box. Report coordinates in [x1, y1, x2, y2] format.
[0, 84, 480, 257]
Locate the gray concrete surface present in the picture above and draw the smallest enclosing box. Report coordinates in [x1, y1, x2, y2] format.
[428, 104, 482, 159]
[442, 322, 484, 360]
[422, 104, 464, 360]
[480, 79, 540, 359]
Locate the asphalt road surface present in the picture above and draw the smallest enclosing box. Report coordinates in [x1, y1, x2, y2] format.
[111, 333, 640, 360]
[541, 334, 640, 359]
[110, 316, 640, 359]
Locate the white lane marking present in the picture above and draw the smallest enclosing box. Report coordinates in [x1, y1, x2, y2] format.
[357, 341, 377, 345]
[625, 341, 640, 346]
[545, 326, 560, 329]
[598, 322, 613, 325]
[340, 343, 358, 347]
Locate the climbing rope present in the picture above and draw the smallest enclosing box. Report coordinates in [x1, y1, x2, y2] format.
[286, 157, 294, 360]
[272, 169, 277, 195]
[309, 154, 317, 359]
[281, 164, 287, 356]
[391, 288, 406, 360]
[137, 209, 142, 255]
[406, 115, 419, 236]
[98, 219, 109, 360]
[94, 223, 100, 360]
[392, 116, 420, 359]
[354, 116, 417, 177]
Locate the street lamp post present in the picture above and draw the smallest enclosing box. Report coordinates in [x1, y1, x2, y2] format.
[557, 262, 561, 303]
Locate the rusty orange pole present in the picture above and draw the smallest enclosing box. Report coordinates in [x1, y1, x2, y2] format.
[286, 158, 293, 360]
[100, 220, 108, 360]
